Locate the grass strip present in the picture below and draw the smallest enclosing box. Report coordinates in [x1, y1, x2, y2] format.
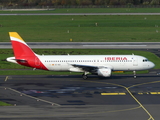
[0, 70, 149, 75]
[0, 101, 12, 106]
[1, 15, 160, 42]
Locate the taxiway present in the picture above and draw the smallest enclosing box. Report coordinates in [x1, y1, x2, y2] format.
[1, 42, 160, 49]
[0, 74, 160, 120]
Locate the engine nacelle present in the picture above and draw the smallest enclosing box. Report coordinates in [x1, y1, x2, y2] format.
[97, 68, 111, 77]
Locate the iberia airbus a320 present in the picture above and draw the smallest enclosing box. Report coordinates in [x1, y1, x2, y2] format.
[7, 32, 155, 79]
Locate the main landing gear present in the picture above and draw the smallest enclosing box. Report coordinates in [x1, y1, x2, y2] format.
[133, 71, 136, 79]
[82, 74, 88, 80]
[82, 72, 89, 80]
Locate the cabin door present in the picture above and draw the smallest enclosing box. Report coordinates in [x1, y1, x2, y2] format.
[133, 57, 138, 66]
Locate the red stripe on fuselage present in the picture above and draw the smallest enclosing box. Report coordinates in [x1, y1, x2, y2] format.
[11, 41, 48, 70]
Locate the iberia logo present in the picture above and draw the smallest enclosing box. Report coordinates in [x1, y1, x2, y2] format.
[105, 57, 127, 60]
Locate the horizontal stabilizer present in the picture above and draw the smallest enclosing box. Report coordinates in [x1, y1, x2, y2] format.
[6, 57, 27, 64]
[15, 59, 28, 63]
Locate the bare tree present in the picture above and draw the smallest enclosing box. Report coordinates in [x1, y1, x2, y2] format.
[94, 0, 104, 5]
[119, 0, 127, 5]
[150, 0, 160, 4]
[81, 0, 93, 5]
[109, 0, 119, 5]
[0, 0, 160, 6]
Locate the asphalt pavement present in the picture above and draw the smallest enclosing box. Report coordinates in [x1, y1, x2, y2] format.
[1, 42, 160, 49]
[0, 74, 160, 120]
[0, 12, 160, 120]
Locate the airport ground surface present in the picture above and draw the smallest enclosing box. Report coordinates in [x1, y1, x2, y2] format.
[1, 45, 159, 120]
[1, 42, 160, 49]
[0, 74, 160, 120]
[1, 11, 160, 120]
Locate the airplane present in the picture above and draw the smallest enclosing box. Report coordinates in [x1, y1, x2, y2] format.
[7, 32, 155, 79]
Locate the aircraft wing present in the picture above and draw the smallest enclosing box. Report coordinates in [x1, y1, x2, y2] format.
[71, 64, 99, 73]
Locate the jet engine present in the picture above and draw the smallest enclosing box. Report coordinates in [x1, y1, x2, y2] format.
[97, 68, 111, 77]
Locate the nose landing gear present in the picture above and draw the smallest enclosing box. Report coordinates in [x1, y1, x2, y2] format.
[133, 71, 136, 78]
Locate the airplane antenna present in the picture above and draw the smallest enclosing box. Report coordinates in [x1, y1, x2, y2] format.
[132, 53, 134, 55]
[68, 54, 70, 56]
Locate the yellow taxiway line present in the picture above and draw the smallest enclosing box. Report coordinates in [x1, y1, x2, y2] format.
[101, 93, 126, 95]
[80, 80, 155, 120]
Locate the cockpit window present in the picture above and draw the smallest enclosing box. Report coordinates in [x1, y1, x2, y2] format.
[143, 59, 148, 62]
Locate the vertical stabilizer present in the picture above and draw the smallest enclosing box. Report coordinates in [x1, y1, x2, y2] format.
[8, 32, 48, 70]
[9, 32, 35, 59]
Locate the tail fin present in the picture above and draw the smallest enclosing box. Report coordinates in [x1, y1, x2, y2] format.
[9, 32, 35, 59]
[8, 32, 48, 70]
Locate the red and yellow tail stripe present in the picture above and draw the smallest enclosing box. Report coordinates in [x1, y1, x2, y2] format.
[9, 32, 48, 70]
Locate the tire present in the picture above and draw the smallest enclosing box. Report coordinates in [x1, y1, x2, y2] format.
[82, 75, 88, 80]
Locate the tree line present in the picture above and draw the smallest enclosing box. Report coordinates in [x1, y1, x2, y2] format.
[0, 0, 160, 6]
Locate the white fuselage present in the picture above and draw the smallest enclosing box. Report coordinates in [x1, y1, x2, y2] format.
[37, 55, 154, 72]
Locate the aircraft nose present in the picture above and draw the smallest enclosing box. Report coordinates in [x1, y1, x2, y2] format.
[149, 62, 155, 69]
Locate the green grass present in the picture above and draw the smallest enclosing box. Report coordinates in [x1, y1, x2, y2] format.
[1, 15, 160, 42]
[0, 49, 159, 75]
[1, 8, 160, 13]
[0, 101, 12, 106]
[0, 70, 149, 75]
[0, 70, 83, 75]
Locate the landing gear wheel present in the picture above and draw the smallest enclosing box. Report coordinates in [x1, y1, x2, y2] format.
[133, 71, 136, 79]
[82, 75, 88, 80]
